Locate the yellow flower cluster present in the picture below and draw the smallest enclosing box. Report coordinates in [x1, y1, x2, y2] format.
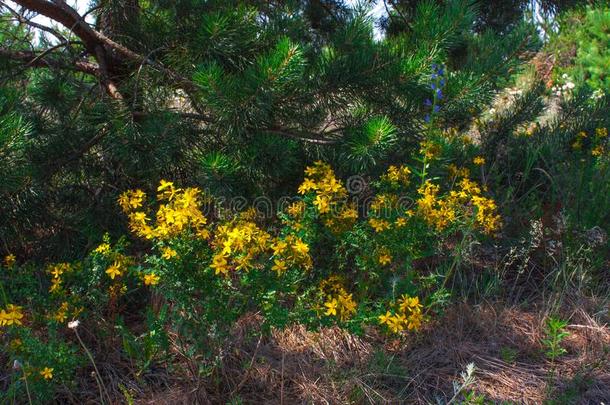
[381, 165, 411, 186]
[573, 128, 608, 156]
[270, 234, 313, 276]
[369, 217, 391, 233]
[120, 181, 209, 240]
[378, 294, 423, 333]
[473, 156, 485, 166]
[448, 164, 470, 180]
[0, 304, 24, 326]
[378, 247, 392, 266]
[118, 189, 146, 211]
[161, 246, 178, 260]
[4, 253, 16, 267]
[48, 263, 73, 293]
[297, 161, 355, 233]
[420, 140, 441, 160]
[319, 276, 357, 321]
[53, 301, 69, 323]
[416, 178, 501, 234]
[368, 193, 405, 233]
[210, 220, 273, 276]
[93, 243, 111, 255]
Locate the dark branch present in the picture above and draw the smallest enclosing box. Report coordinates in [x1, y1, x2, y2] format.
[0, 48, 99, 75]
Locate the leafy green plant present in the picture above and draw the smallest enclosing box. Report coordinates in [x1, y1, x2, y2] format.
[542, 316, 570, 362]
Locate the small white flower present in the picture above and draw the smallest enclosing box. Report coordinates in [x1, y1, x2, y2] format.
[562, 73, 568, 79]
[566, 82, 575, 89]
[68, 320, 80, 329]
[489, 108, 496, 115]
[591, 89, 604, 99]
[13, 360, 22, 370]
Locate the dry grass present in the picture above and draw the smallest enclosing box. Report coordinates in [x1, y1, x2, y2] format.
[135, 297, 610, 404]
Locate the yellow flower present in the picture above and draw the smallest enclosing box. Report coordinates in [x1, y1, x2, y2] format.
[387, 314, 406, 333]
[338, 293, 357, 319]
[271, 240, 288, 256]
[40, 367, 53, 380]
[144, 273, 160, 286]
[49, 278, 62, 293]
[53, 302, 69, 323]
[157, 180, 174, 191]
[596, 127, 608, 138]
[105, 262, 122, 280]
[93, 243, 111, 255]
[271, 259, 287, 275]
[407, 311, 423, 330]
[378, 311, 392, 325]
[286, 201, 305, 217]
[4, 254, 16, 267]
[398, 295, 422, 313]
[378, 253, 392, 266]
[395, 217, 407, 227]
[324, 299, 338, 316]
[0, 304, 24, 326]
[313, 194, 330, 213]
[210, 254, 229, 276]
[591, 145, 604, 157]
[297, 178, 317, 194]
[292, 239, 309, 256]
[161, 247, 178, 260]
[473, 156, 485, 165]
[369, 218, 391, 233]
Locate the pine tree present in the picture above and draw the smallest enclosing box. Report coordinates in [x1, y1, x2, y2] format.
[0, 0, 539, 258]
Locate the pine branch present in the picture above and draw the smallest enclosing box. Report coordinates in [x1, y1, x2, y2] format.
[0, 48, 99, 75]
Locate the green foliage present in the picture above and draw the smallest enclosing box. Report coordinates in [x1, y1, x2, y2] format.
[549, 4, 610, 92]
[0, 1, 609, 402]
[542, 316, 570, 361]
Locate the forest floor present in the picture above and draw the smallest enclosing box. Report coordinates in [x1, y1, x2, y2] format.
[134, 295, 610, 404]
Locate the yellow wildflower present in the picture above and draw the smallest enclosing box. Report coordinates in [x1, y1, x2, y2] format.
[292, 239, 309, 256]
[105, 262, 122, 280]
[378, 253, 392, 266]
[4, 254, 16, 267]
[93, 243, 111, 255]
[297, 178, 317, 194]
[271, 259, 287, 275]
[210, 254, 229, 276]
[473, 156, 485, 165]
[161, 247, 177, 260]
[324, 299, 338, 316]
[144, 273, 160, 286]
[0, 304, 24, 326]
[592, 145, 604, 157]
[313, 194, 330, 213]
[378, 311, 392, 325]
[369, 218, 391, 233]
[40, 367, 53, 380]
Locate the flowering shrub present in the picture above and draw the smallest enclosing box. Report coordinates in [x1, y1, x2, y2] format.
[1, 140, 505, 400]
